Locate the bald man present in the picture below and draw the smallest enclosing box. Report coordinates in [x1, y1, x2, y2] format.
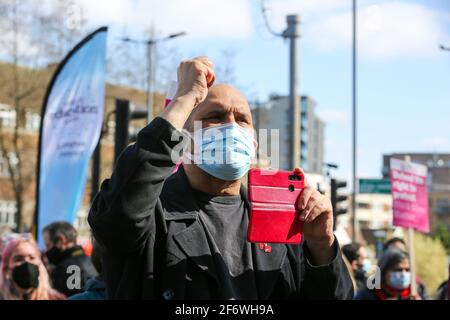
[88, 57, 353, 300]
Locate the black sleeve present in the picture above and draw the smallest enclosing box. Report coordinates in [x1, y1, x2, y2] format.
[51, 260, 92, 297]
[50, 265, 70, 296]
[299, 238, 354, 300]
[88, 117, 182, 255]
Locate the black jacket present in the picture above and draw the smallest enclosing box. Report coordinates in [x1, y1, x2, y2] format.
[88, 117, 353, 300]
[354, 269, 367, 294]
[50, 246, 98, 297]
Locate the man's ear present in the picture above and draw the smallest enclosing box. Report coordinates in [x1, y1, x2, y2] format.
[351, 260, 359, 270]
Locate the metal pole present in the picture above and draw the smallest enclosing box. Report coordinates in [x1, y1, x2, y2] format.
[114, 99, 130, 165]
[255, 101, 260, 166]
[404, 155, 418, 297]
[147, 41, 155, 123]
[286, 15, 301, 169]
[121, 32, 186, 123]
[352, 0, 358, 242]
[91, 139, 101, 204]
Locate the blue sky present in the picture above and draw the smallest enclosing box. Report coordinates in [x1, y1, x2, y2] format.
[76, 0, 450, 183]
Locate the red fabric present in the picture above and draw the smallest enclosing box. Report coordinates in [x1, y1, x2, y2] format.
[375, 285, 411, 300]
[82, 241, 93, 257]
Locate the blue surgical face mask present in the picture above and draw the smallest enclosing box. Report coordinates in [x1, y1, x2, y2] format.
[187, 122, 255, 181]
[360, 259, 372, 274]
[388, 271, 411, 290]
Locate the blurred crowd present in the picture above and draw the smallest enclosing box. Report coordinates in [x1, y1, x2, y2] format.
[0, 222, 448, 300]
[0, 222, 103, 300]
[342, 238, 449, 300]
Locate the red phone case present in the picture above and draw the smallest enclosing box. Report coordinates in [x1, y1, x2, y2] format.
[247, 168, 305, 244]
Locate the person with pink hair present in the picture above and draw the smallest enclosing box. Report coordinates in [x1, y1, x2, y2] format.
[0, 234, 65, 300]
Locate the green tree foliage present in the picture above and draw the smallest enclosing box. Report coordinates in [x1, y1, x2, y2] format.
[414, 232, 449, 295]
[432, 223, 450, 254]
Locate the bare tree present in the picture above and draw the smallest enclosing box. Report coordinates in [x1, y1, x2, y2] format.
[0, 0, 87, 231]
[215, 47, 238, 86]
[108, 27, 183, 89]
[107, 25, 183, 117]
[107, 27, 148, 90]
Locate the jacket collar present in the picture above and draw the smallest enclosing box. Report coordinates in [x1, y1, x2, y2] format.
[161, 166, 287, 298]
[50, 245, 85, 265]
[160, 165, 200, 221]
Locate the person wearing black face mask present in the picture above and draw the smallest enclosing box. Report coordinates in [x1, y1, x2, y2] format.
[342, 243, 371, 294]
[42, 222, 97, 297]
[0, 236, 65, 300]
[12, 261, 40, 298]
[69, 238, 106, 300]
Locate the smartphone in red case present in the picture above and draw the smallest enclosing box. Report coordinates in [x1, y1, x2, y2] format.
[247, 168, 305, 244]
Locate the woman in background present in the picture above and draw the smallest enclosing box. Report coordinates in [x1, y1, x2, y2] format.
[355, 248, 422, 300]
[0, 234, 65, 300]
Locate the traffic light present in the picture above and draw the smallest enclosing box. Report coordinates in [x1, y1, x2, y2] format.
[114, 99, 147, 164]
[330, 178, 348, 230]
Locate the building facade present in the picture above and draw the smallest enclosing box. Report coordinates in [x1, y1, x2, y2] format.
[252, 95, 325, 173]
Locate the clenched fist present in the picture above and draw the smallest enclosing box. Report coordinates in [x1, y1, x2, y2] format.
[161, 56, 216, 130]
[175, 56, 216, 107]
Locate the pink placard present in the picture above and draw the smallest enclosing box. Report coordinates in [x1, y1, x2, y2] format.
[390, 158, 429, 233]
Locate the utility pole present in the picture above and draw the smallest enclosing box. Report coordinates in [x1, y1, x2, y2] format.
[90, 141, 100, 203]
[351, 0, 358, 242]
[121, 31, 186, 123]
[90, 109, 116, 204]
[146, 39, 155, 123]
[114, 99, 130, 165]
[260, 2, 302, 169]
[283, 15, 301, 169]
[113, 99, 147, 165]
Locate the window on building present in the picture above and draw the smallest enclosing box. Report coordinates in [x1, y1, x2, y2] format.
[0, 201, 17, 229]
[0, 105, 16, 129]
[427, 172, 433, 186]
[301, 129, 308, 142]
[0, 154, 8, 177]
[301, 143, 308, 158]
[300, 155, 308, 171]
[74, 207, 91, 237]
[301, 98, 307, 113]
[357, 202, 371, 209]
[0, 152, 18, 178]
[435, 199, 450, 215]
[25, 112, 41, 131]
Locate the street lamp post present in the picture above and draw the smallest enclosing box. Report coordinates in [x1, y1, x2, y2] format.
[282, 15, 302, 170]
[261, 2, 302, 170]
[121, 32, 186, 123]
[351, 0, 358, 242]
[147, 40, 155, 124]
